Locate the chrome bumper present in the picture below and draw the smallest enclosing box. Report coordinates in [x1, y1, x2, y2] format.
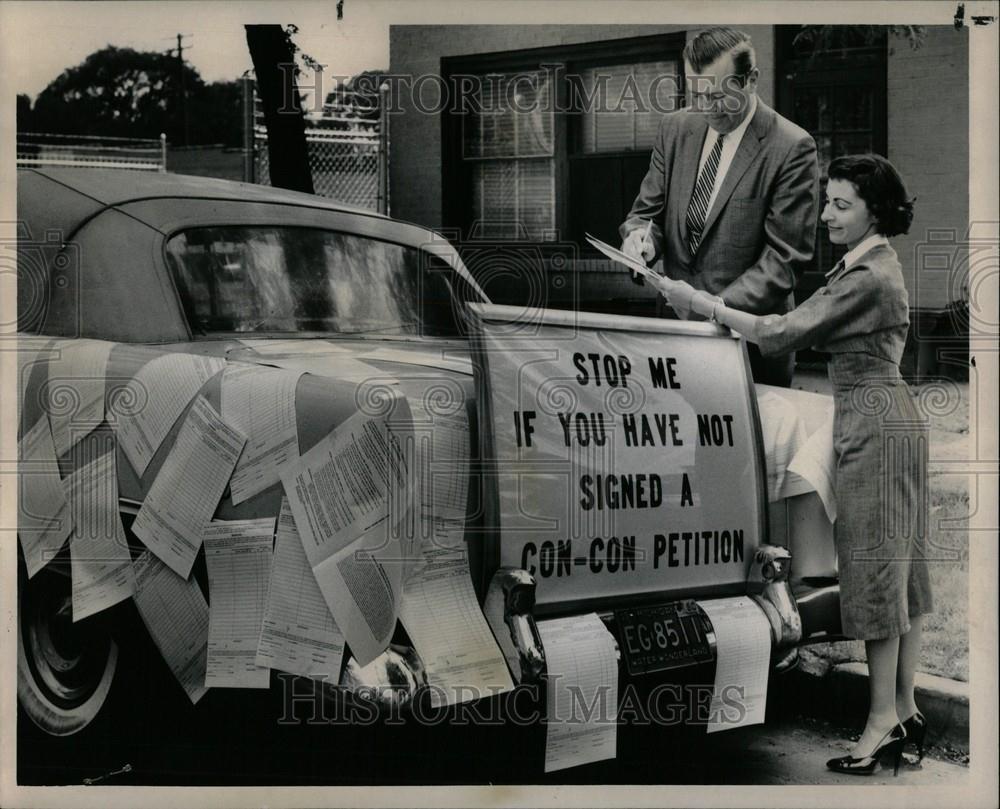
[334, 543, 804, 703]
[480, 543, 803, 685]
[483, 567, 546, 684]
[747, 544, 803, 672]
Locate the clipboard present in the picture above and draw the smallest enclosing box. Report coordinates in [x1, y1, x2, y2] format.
[584, 233, 663, 284]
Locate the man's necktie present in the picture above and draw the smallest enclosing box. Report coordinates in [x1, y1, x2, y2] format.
[685, 133, 726, 255]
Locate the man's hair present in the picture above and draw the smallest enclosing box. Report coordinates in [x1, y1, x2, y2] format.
[683, 27, 756, 80]
[828, 154, 915, 237]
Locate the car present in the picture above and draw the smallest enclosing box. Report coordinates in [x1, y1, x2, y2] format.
[13, 168, 843, 784]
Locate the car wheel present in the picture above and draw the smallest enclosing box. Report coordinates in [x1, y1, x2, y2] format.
[17, 562, 118, 737]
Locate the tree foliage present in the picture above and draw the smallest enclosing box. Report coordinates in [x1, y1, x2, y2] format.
[792, 25, 927, 55]
[325, 69, 385, 121]
[23, 46, 243, 146]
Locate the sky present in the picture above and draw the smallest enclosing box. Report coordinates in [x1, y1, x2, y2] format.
[4, 1, 392, 102]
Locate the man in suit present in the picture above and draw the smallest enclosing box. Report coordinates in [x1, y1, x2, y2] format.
[620, 27, 819, 387]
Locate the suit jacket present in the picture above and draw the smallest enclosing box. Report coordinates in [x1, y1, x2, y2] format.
[620, 99, 819, 318]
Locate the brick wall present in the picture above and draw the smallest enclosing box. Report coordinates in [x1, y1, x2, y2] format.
[887, 26, 969, 313]
[388, 24, 776, 230]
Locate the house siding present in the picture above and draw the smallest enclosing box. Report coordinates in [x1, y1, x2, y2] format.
[886, 26, 969, 313]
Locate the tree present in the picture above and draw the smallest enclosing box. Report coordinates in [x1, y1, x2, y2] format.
[792, 25, 926, 55]
[29, 46, 204, 142]
[17, 94, 33, 130]
[188, 80, 244, 147]
[325, 68, 385, 122]
[245, 24, 314, 194]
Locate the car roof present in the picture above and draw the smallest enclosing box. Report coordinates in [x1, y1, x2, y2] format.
[18, 168, 391, 238]
[17, 168, 488, 342]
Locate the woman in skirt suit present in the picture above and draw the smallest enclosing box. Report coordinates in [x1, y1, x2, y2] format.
[654, 154, 933, 775]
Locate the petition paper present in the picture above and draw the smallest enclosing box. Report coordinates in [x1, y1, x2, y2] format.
[538, 613, 619, 773]
[132, 395, 246, 579]
[203, 518, 274, 689]
[397, 385, 512, 705]
[16, 336, 55, 428]
[64, 450, 134, 621]
[132, 550, 209, 704]
[17, 416, 72, 578]
[697, 596, 772, 733]
[237, 338, 351, 356]
[220, 364, 304, 504]
[397, 379, 469, 572]
[46, 338, 113, 458]
[260, 354, 387, 384]
[116, 353, 225, 476]
[281, 403, 411, 666]
[256, 498, 345, 682]
[400, 542, 514, 707]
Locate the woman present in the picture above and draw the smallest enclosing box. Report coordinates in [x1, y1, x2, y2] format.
[654, 154, 932, 776]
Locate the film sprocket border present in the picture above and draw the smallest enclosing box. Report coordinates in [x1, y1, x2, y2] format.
[2, 222, 82, 340]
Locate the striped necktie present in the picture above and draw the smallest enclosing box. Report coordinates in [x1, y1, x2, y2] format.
[685, 133, 726, 255]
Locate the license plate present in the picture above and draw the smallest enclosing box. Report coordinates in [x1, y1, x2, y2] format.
[615, 600, 713, 676]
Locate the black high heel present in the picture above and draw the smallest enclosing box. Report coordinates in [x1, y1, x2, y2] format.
[902, 711, 928, 764]
[826, 724, 907, 776]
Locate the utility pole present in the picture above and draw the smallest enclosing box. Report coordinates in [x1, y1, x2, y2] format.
[175, 33, 192, 146]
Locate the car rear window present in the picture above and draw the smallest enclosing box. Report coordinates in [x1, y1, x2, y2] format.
[165, 226, 477, 337]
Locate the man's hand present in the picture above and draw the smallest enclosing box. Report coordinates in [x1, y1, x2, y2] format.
[621, 227, 656, 286]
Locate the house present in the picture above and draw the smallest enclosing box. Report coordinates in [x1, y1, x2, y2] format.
[388, 24, 970, 378]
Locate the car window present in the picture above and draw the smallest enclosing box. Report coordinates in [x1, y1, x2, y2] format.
[165, 226, 477, 337]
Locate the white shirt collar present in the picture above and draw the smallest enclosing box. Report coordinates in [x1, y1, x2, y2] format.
[828, 233, 890, 277]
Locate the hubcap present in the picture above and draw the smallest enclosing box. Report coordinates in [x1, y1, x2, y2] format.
[18, 569, 118, 736]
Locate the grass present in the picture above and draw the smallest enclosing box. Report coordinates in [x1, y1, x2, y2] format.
[793, 375, 970, 682]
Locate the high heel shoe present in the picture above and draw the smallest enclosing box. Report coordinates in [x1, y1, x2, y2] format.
[826, 724, 907, 776]
[901, 711, 928, 764]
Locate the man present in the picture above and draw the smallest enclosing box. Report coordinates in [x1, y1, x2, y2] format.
[620, 27, 819, 387]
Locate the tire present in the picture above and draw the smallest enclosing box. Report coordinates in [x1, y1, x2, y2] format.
[16, 557, 118, 737]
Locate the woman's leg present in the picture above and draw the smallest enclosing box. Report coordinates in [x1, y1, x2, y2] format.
[852, 636, 901, 756]
[895, 615, 924, 719]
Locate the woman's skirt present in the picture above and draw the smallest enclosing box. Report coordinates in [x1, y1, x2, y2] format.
[829, 352, 934, 640]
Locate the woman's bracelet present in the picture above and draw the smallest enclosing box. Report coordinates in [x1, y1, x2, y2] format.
[710, 299, 725, 323]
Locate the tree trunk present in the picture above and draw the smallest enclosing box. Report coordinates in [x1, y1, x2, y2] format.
[245, 25, 314, 194]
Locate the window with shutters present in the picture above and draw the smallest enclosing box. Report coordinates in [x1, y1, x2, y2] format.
[462, 69, 556, 241]
[567, 57, 682, 250]
[442, 33, 687, 247]
[576, 60, 680, 154]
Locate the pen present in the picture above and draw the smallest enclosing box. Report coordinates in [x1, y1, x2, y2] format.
[642, 218, 653, 251]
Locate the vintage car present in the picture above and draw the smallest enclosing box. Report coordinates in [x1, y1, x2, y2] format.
[14, 168, 842, 783]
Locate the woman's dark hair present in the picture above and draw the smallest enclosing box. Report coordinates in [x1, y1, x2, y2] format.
[827, 154, 915, 237]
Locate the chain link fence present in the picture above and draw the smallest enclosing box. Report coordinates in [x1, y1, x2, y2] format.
[17, 132, 167, 171]
[245, 79, 389, 214]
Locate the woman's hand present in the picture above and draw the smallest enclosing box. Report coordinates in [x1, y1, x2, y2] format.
[691, 291, 726, 321]
[648, 276, 692, 313]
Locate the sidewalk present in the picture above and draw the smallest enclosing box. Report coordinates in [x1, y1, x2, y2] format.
[782, 657, 970, 757]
